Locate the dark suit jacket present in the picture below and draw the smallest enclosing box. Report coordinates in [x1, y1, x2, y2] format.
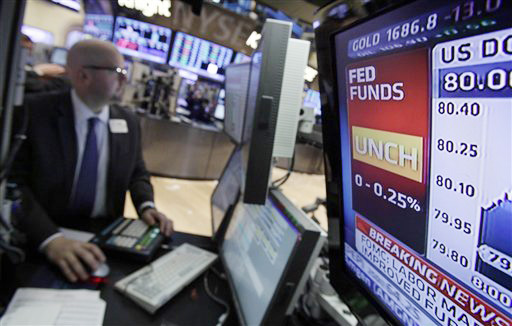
[11, 91, 154, 247]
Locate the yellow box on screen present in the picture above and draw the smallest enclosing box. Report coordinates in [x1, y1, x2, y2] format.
[352, 126, 423, 182]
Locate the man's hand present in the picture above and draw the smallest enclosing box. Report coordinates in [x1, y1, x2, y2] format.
[33, 63, 66, 76]
[141, 208, 174, 237]
[44, 236, 106, 282]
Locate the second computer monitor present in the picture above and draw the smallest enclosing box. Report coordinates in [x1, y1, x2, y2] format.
[210, 146, 242, 241]
[50, 47, 68, 66]
[241, 19, 292, 205]
[220, 189, 326, 325]
[224, 63, 251, 144]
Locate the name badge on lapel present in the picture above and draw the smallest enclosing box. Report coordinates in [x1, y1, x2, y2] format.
[109, 119, 128, 133]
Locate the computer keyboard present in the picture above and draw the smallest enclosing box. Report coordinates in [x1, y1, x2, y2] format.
[115, 243, 217, 314]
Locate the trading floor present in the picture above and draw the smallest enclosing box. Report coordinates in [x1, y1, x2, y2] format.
[1, 0, 509, 325]
[124, 168, 328, 236]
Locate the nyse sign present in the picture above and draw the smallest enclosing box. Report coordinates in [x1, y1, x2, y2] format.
[122, 0, 257, 54]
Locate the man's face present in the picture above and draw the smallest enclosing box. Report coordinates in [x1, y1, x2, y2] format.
[85, 52, 126, 107]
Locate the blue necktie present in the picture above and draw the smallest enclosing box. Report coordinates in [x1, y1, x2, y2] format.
[70, 117, 99, 217]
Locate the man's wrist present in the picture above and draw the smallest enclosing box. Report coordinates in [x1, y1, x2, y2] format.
[38, 232, 64, 253]
[138, 201, 155, 216]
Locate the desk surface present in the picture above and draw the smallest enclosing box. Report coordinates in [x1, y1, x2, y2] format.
[1, 232, 239, 326]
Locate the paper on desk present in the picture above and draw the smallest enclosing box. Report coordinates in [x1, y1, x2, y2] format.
[0, 304, 61, 325]
[59, 227, 95, 242]
[0, 288, 106, 326]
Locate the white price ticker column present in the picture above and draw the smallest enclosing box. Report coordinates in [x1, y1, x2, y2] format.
[428, 28, 512, 312]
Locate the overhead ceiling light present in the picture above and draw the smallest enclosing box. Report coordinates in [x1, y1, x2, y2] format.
[118, 0, 171, 18]
[207, 63, 219, 75]
[313, 20, 320, 29]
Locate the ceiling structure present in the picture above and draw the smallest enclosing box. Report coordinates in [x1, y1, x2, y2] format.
[254, 0, 330, 24]
[250, 0, 333, 89]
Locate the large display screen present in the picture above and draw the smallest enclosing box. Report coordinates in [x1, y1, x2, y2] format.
[83, 14, 113, 41]
[113, 17, 172, 64]
[169, 32, 234, 80]
[333, 1, 511, 325]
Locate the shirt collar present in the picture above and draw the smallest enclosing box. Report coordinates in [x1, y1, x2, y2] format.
[71, 89, 109, 125]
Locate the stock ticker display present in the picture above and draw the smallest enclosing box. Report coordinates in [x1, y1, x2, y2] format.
[334, 1, 511, 325]
[113, 17, 172, 64]
[169, 32, 233, 72]
[83, 14, 113, 41]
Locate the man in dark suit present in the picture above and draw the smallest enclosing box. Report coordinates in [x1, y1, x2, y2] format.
[12, 40, 173, 282]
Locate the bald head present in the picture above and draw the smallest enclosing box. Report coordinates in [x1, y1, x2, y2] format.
[67, 39, 126, 112]
[67, 39, 123, 71]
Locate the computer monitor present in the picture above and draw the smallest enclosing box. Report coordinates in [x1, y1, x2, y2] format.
[168, 32, 234, 82]
[220, 189, 326, 325]
[50, 47, 67, 66]
[210, 147, 242, 241]
[317, 0, 511, 325]
[113, 17, 172, 64]
[83, 14, 114, 41]
[240, 19, 292, 204]
[224, 63, 251, 144]
[303, 89, 321, 117]
[233, 52, 251, 64]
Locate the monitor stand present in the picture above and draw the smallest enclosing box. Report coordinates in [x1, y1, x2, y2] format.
[306, 259, 359, 326]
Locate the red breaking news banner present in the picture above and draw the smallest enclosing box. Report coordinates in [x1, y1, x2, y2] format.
[356, 216, 512, 326]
